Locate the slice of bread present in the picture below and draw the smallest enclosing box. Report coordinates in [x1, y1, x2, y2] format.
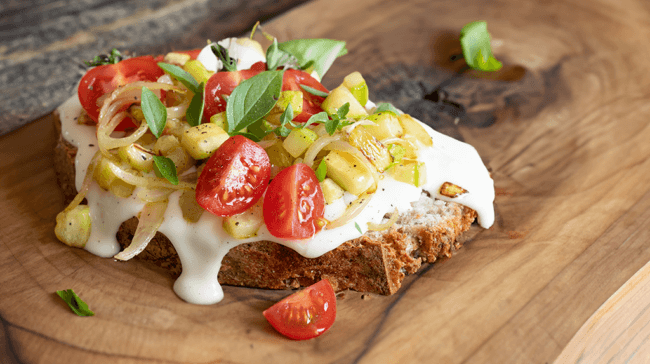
[53, 112, 477, 295]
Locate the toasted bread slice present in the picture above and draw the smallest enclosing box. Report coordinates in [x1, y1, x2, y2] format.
[53, 113, 477, 295]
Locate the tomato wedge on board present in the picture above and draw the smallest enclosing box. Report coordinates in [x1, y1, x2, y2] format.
[263, 163, 325, 239]
[263, 279, 336, 340]
[78, 56, 164, 129]
[195, 135, 271, 217]
[203, 64, 328, 124]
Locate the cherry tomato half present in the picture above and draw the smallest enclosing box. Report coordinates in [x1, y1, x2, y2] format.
[78, 56, 164, 127]
[263, 279, 336, 340]
[203, 65, 328, 123]
[195, 135, 271, 217]
[263, 163, 325, 239]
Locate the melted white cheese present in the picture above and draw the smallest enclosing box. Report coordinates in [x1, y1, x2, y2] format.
[58, 87, 494, 305]
[196, 38, 266, 72]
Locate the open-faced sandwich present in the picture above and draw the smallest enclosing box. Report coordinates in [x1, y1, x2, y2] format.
[53, 31, 495, 314]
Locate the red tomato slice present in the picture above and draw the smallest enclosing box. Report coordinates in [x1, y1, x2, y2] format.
[78, 56, 164, 129]
[195, 135, 271, 217]
[282, 69, 329, 123]
[263, 163, 325, 239]
[203, 65, 328, 124]
[263, 279, 336, 340]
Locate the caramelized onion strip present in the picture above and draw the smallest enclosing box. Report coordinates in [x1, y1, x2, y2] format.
[113, 200, 168, 261]
[326, 193, 372, 230]
[367, 208, 399, 231]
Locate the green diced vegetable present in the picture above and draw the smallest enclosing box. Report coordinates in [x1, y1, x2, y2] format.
[364, 111, 403, 140]
[222, 200, 263, 239]
[183, 60, 214, 84]
[55, 205, 91, 248]
[389, 161, 427, 187]
[265, 141, 294, 167]
[324, 150, 374, 195]
[181, 123, 230, 160]
[283, 127, 318, 158]
[321, 86, 368, 119]
[398, 114, 433, 147]
[343, 71, 368, 106]
[118, 143, 154, 172]
[348, 126, 392, 172]
[320, 178, 344, 204]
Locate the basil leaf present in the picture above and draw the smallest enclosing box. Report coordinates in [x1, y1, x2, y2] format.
[226, 70, 284, 134]
[246, 118, 273, 141]
[302, 111, 329, 129]
[157, 62, 200, 94]
[375, 103, 401, 115]
[315, 159, 327, 182]
[279, 103, 294, 127]
[56, 289, 94, 316]
[153, 156, 178, 185]
[325, 118, 340, 136]
[277, 39, 347, 78]
[336, 102, 350, 120]
[354, 222, 363, 234]
[460, 21, 502, 71]
[186, 82, 205, 127]
[266, 38, 296, 71]
[300, 84, 329, 97]
[212, 44, 237, 72]
[141, 87, 167, 138]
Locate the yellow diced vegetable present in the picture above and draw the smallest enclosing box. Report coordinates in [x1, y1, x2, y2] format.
[55, 205, 91, 248]
[183, 60, 214, 84]
[93, 157, 135, 197]
[389, 161, 427, 187]
[343, 71, 369, 106]
[320, 178, 344, 204]
[181, 123, 230, 160]
[321, 86, 368, 119]
[265, 91, 303, 125]
[265, 141, 294, 167]
[164, 52, 191, 66]
[324, 150, 374, 195]
[348, 126, 392, 172]
[398, 114, 433, 147]
[222, 199, 263, 239]
[364, 111, 403, 140]
[283, 127, 318, 158]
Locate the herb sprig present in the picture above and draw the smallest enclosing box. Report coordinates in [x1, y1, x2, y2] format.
[212, 43, 237, 72]
[56, 289, 95, 316]
[84, 49, 123, 67]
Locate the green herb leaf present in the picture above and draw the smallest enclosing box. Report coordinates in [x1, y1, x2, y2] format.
[354, 222, 363, 234]
[277, 39, 347, 78]
[186, 82, 205, 127]
[84, 49, 123, 67]
[280, 103, 294, 126]
[232, 131, 263, 142]
[212, 44, 237, 72]
[315, 159, 327, 182]
[325, 118, 340, 136]
[460, 21, 502, 71]
[266, 38, 296, 71]
[375, 103, 401, 115]
[300, 84, 329, 97]
[56, 289, 94, 316]
[141, 87, 167, 138]
[153, 156, 179, 185]
[157, 62, 200, 94]
[226, 70, 284, 134]
[336, 102, 350, 120]
[302, 111, 329, 129]
[245, 118, 273, 141]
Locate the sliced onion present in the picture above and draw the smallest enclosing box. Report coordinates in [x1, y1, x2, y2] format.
[326, 193, 372, 230]
[137, 188, 174, 202]
[157, 74, 174, 85]
[59, 151, 102, 214]
[166, 96, 190, 119]
[367, 208, 399, 231]
[113, 200, 168, 261]
[107, 160, 195, 191]
[303, 134, 342, 168]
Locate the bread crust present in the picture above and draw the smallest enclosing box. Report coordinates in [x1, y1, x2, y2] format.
[54, 112, 477, 295]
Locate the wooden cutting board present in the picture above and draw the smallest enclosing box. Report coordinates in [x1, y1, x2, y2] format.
[3, 0, 650, 362]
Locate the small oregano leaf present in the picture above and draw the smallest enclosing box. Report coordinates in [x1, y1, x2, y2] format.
[153, 156, 179, 185]
[56, 289, 94, 317]
[140, 87, 167, 138]
[315, 159, 327, 182]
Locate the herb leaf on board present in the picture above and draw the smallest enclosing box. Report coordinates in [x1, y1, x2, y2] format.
[460, 21, 502, 71]
[56, 289, 95, 316]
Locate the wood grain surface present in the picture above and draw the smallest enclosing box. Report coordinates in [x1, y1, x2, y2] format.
[2, 0, 650, 363]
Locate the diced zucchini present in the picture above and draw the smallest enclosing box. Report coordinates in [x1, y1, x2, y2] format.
[387, 143, 406, 163]
[348, 126, 392, 172]
[283, 127, 318, 158]
[210, 112, 228, 130]
[183, 59, 214, 84]
[164, 117, 191, 139]
[324, 150, 374, 195]
[389, 161, 427, 187]
[128, 105, 145, 124]
[164, 52, 191, 66]
[181, 123, 230, 160]
[55, 205, 91, 248]
[321, 86, 368, 119]
[320, 178, 344, 204]
[93, 157, 136, 197]
[364, 111, 403, 140]
[179, 190, 203, 222]
[154, 135, 182, 155]
[265, 91, 303, 125]
[165, 146, 195, 174]
[265, 141, 294, 167]
[222, 199, 263, 239]
[118, 143, 154, 172]
[312, 124, 328, 137]
[398, 114, 433, 147]
[343, 71, 369, 106]
[137, 133, 157, 148]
